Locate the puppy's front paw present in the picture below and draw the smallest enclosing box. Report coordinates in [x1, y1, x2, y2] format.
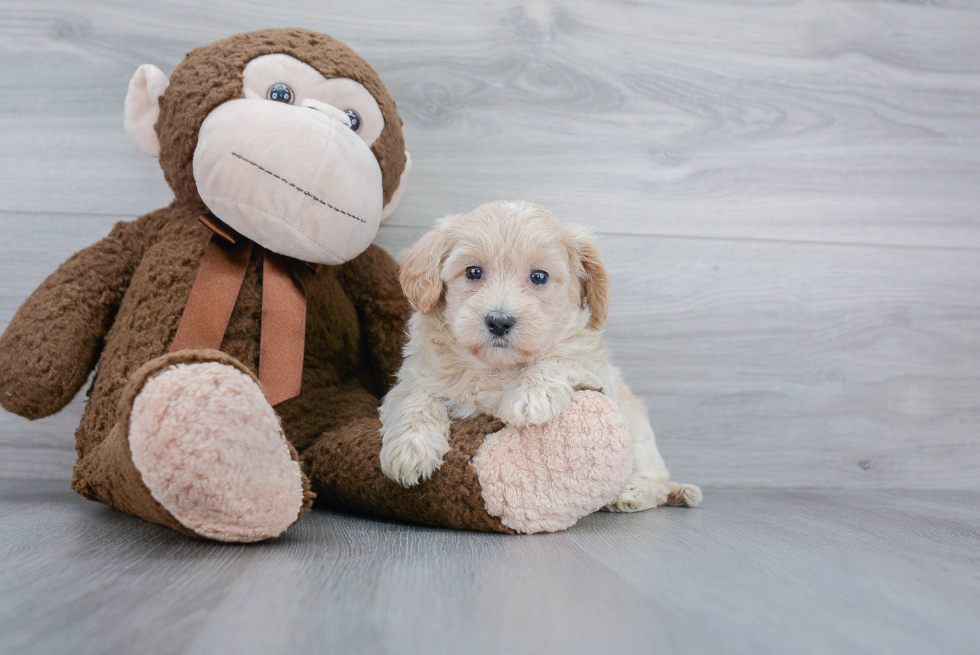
[498, 377, 574, 427]
[379, 430, 447, 488]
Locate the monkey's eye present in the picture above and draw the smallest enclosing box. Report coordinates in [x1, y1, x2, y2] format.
[465, 266, 483, 281]
[345, 109, 361, 132]
[530, 270, 549, 285]
[267, 83, 294, 104]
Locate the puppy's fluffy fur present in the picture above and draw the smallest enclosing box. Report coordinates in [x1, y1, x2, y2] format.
[379, 201, 701, 511]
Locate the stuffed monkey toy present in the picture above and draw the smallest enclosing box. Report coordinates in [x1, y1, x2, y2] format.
[0, 29, 633, 541]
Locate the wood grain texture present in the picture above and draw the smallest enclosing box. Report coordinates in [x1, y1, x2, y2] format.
[2, 1, 980, 247]
[3, 214, 978, 487]
[3, 4, 979, 652]
[1, 0, 979, 490]
[1, 481, 979, 655]
[1, 0, 979, 246]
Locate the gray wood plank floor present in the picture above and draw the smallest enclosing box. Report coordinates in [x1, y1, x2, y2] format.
[2, 1, 979, 653]
[2, 481, 979, 655]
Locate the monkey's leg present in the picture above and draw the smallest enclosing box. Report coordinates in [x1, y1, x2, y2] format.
[301, 390, 634, 534]
[274, 383, 383, 452]
[71, 349, 313, 542]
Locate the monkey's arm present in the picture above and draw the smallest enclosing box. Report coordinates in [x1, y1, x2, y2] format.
[339, 244, 413, 396]
[0, 219, 147, 419]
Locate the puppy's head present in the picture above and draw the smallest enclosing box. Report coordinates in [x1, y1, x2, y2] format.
[400, 200, 609, 367]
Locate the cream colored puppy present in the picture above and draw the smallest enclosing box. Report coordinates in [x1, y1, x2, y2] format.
[379, 201, 701, 511]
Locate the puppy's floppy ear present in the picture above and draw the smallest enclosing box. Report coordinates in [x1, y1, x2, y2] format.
[400, 224, 450, 313]
[573, 231, 610, 330]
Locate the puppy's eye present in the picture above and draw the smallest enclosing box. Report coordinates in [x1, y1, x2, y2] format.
[267, 83, 294, 104]
[465, 266, 483, 281]
[530, 270, 549, 285]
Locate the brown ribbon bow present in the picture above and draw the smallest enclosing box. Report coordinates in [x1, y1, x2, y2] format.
[169, 215, 308, 406]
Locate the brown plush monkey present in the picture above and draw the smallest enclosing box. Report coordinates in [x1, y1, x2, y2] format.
[0, 29, 633, 541]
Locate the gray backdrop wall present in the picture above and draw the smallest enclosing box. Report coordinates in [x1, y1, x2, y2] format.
[2, 0, 978, 489]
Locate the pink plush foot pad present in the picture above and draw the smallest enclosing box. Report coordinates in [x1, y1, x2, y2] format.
[129, 362, 305, 542]
[472, 390, 633, 533]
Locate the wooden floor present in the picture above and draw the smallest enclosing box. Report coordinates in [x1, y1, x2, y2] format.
[1, 1, 979, 653]
[1, 481, 979, 655]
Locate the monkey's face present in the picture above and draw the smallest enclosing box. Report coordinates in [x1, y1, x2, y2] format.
[192, 54, 386, 265]
[123, 30, 411, 266]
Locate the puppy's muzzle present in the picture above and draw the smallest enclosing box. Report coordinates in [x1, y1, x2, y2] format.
[485, 311, 516, 337]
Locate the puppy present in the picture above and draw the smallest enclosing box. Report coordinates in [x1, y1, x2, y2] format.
[379, 201, 701, 511]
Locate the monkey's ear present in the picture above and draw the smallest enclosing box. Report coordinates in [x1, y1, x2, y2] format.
[381, 151, 412, 222]
[124, 64, 169, 157]
[399, 221, 449, 314]
[572, 231, 610, 330]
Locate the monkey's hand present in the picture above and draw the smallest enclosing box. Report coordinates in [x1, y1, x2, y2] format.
[0, 218, 147, 419]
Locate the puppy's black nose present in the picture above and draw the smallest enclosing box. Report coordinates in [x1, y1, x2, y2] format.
[485, 312, 516, 337]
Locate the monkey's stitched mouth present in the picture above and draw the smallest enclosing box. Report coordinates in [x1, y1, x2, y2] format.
[229, 152, 366, 223]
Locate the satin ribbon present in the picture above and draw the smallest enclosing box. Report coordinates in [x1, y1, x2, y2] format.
[170, 215, 307, 406]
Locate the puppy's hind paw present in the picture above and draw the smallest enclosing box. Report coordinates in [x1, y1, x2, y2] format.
[604, 480, 703, 512]
[666, 482, 702, 507]
[604, 483, 657, 513]
[379, 435, 445, 488]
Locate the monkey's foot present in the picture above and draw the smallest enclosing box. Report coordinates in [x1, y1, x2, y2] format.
[472, 390, 633, 533]
[128, 361, 307, 542]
